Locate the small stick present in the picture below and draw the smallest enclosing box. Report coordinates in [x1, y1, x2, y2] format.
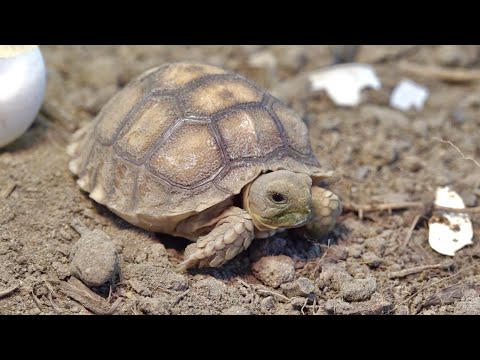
[0, 282, 21, 299]
[69, 220, 90, 236]
[343, 201, 424, 213]
[300, 297, 309, 315]
[1, 183, 17, 199]
[401, 214, 421, 250]
[107, 285, 113, 303]
[311, 239, 331, 278]
[106, 298, 122, 314]
[398, 61, 480, 83]
[401, 262, 479, 306]
[237, 279, 251, 289]
[256, 289, 290, 302]
[434, 137, 480, 169]
[434, 205, 480, 214]
[344, 201, 480, 215]
[388, 263, 443, 279]
[172, 289, 190, 306]
[31, 290, 44, 310]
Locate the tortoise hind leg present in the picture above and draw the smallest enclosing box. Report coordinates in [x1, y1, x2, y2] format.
[177, 207, 255, 271]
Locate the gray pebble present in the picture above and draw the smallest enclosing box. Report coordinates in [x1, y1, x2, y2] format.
[365, 236, 387, 256]
[194, 278, 227, 300]
[361, 252, 382, 268]
[252, 255, 295, 288]
[347, 244, 363, 258]
[281, 277, 315, 298]
[340, 277, 377, 302]
[260, 296, 275, 311]
[70, 229, 119, 287]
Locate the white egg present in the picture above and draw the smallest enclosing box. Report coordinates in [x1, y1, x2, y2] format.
[0, 45, 46, 147]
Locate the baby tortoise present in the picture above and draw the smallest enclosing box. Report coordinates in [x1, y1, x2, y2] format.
[68, 62, 342, 271]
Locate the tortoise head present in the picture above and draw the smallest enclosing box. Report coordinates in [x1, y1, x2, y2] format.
[243, 170, 312, 231]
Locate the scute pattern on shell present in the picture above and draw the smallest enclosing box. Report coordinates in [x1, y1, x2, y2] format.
[68, 62, 328, 232]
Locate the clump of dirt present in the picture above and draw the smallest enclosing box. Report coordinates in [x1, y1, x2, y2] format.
[1, 45, 480, 315]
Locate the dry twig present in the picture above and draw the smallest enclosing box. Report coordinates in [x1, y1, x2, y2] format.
[0, 282, 21, 299]
[398, 61, 480, 83]
[1, 183, 16, 199]
[401, 214, 421, 250]
[434, 137, 480, 169]
[388, 263, 443, 279]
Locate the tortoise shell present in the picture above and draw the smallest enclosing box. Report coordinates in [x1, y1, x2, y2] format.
[68, 62, 330, 233]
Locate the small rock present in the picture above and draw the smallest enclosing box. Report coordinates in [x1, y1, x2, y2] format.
[453, 289, 480, 315]
[325, 293, 392, 315]
[137, 296, 171, 315]
[460, 191, 477, 207]
[129, 278, 152, 296]
[260, 296, 275, 311]
[361, 252, 382, 268]
[194, 278, 227, 300]
[252, 255, 295, 288]
[324, 245, 348, 262]
[223, 306, 252, 315]
[163, 272, 189, 291]
[365, 235, 388, 256]
[148, 243, 168, 262]
[281, 277, 315, 298]
[347, 244, 364, 258]
[53, 262, 71, 281]
[70, 229, 119, 287]
[340, 277, 377, 302]
[290, 297, 307, 310]
[403, 156, 424, 172]
[29, 308, 41, 315]
[317, 263, 352, 291]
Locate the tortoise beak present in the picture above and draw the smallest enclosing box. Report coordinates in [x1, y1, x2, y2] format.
[290, 210, 311, 228]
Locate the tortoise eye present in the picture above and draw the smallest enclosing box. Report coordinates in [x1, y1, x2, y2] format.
[271, 193, 287, 204]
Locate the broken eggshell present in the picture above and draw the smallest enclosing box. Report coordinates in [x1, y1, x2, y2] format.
[0, 45, 46, 147]
[428, 186, 473, 256]
[390, 79, 429, 112]
[309, 63, 381, 107]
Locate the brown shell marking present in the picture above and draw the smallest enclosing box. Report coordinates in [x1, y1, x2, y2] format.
[69, 62, 327, 231]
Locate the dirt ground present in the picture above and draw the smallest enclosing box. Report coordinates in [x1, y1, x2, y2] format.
[1, 45, 480, 315]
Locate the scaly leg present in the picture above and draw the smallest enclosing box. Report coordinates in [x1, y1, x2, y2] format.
[177, 207, 255, 271]
[303, 187, 342, 239]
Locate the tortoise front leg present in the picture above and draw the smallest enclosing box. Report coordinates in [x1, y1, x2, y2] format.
[177, 207, 255, 272]
[303, 187, 342, 239]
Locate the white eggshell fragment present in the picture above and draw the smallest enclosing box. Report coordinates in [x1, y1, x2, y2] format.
[309, 63, 381, 107]
[0, 45, 46, 147]
[428, 186, 473, 256]
[390, 79, 429, 112]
